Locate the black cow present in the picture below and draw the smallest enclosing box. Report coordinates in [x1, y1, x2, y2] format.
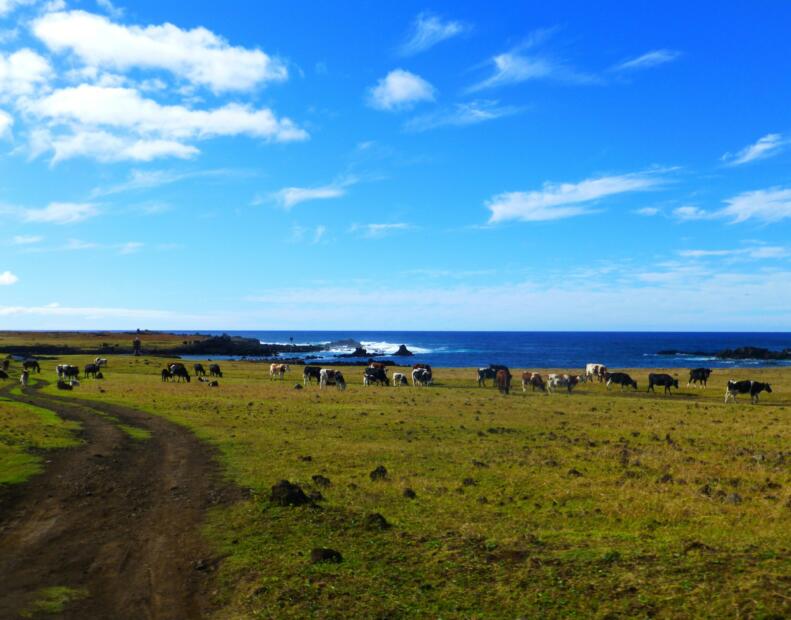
[688, 368, 712, 388]
[169, 363, 191, 383]
[0, 370, 8, 380]
[209, 363, 223, 378]
[477, 367, 497, 387]
[161, 368, 172, 382]
[647, 373, 679, 395]
[1, 359, 9, 371]
[364, 366, 389, 386]
[23, 360, 40, 373]
[725, 380, 772, 404]
[606, 372, 638, 390]
[303, 366, 322, 385]
[194, 363, 206, 376]
[84, 363, 100, 378]
[63, 365, 79, 381]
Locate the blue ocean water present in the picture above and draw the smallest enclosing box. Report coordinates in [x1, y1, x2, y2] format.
[180, 331, 791, 369]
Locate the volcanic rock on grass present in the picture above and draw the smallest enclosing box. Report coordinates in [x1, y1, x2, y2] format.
[310, 548, 343, 564]
[364, 513, 392, 530]
[270, 480, 311, 507]
[370, 465, 388, 481]
[403, 488, 417, 499]
[312, 474, 331, 488]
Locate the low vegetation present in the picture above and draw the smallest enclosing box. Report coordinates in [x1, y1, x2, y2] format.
[3, 354, 789, 618]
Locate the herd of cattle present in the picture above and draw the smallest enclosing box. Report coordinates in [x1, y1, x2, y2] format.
[0, 356, 776, 404]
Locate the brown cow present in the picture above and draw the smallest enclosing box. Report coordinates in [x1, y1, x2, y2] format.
[521, 371, 546, 392]
[496, 369, 511, 395]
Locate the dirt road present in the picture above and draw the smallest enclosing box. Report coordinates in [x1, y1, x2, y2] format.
[0, 383, 240, 619]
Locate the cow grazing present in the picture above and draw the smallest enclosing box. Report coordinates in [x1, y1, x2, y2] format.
[547, 374, 579, 393]
[521, 372, 546, 392]
[392, 372, 408, 386]
[209, 363, 223, 378]
[412, 368, 432, 387]
[477, 367, 497, 387]
[320, 369, 346, 390]
[58, 365, 79, 381]
[20, 370, 29, 386]
[725, 380, 772, 404]
[22, 360, 40, 373]
[496, 369, 511, 395]
[303, 366, 321, 385]
[647, 373, 679, 395]
[606, 372, 638, 390]
[0, 370, 8, 380]
[94, 357, 108, 368]
[169, 363, 191, 383]
[270, 363, 289, 380]
[84, 363, 100, 379]
[364, 366, 389, 386]
[585, 363, 607, 383]
[688, 368, 712, 388]
[161, 368, 172, 382]
[193, 363, 206, 377]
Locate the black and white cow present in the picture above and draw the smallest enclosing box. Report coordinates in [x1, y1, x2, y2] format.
[412, 368, 432, 387]
[647, 373, 679, 395]
[392, 372, 409, 386]
[477, 367, 497, 387]
[303, 366, 322, 385]
[547, 374, 579, 393]
[725, 380, 772, 404]
[606, 372, 638, 390]
[320, 369, 346, 390]
[169, 363, 191, 383]
[688, 368, 712, 388]
[364, 366, 389, 386]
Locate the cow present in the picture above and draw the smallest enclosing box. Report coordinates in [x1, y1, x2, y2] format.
[392, 372, 409, 386]
[20, 370, 29, 386]
[2, 359, 9, 371]
[647, 373, 678, 395]
[496, 369, 511, 395]
[548, 374, 579, 393]
[725, 380, 772, 404]
[521, 371, 546, 392]
[94, 357, 108, 368]
[62, 365, 79, 381]
[161, 368, 173, 382]
[477, 367, 497, 387]
[364, 366, 389, 386]
[209, 363, 223, 378]
[84, 363, 100, 379]
[688, 368, 712, 388]
[270, 363, 289, 380]
[585, 363, 607, 383]
[303, 366, 322, 385]
[193, 363, 206, 377]
[169, 363, 191, 383]
[320, 369, 346, 390]
[412, 368, 432, 387]
[412, 363, 432, 372]
[606, 372, 638, 390]
[22, 360, 40, 373]
[0, 370, 7, 380]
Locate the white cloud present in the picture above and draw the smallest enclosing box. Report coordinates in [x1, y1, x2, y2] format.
[487, 171, 666, 223]
[672, 205, 712, 221]
[634, 207, 660, 216]
[0, 49, 52, 100]
[0, 108, 12, 137]
[350, 222, 411, 238]
[11, 234, 42, 244]
[32, 10, 287, 92]
[720, 187, 791, 223]
[0, 270, 18, 285]
[678, 246, 788, 260]
[21, 202, 98, 224]
[45, 129, 199, 163]
[0, 0, 34, 17]
[611, 49, 681, 72]
[0, 302, 181, 320]
[367, 69, 435, 111]
[27, 85, 307, 142]
[95, 0, 124, 19]
[404, 99, 521, 132]
[118, 241, 142, 254]
[399, 12, 467, 56]
[722, 133, 787, 166]
[270, 176, 356, 209]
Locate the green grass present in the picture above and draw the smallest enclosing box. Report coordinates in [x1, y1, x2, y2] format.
[0, 398, 82, 485]
[8, 353, 791, 618]
[19, 586, 88, 617]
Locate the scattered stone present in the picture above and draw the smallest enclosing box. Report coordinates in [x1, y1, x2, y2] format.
[472, 460, 489, 468]
[298, 455, 313, 462]
[725, 493, 743, 505]
[312, 474, 331, 487]
[658, 473, 673, 484]
[370, 465, 388, 481]
[684, 540, 715, 554]
[364, 512, 391, 530]
[403, 488, 417, 499]
[308, 490, 324, 502]
[293, 383, 303, 390]
[567, 468, 583, 478]
[310, 548, 343, 564]
[477, 496, 488, 504]
[269, 480, 311, 507]
[462, 478, 477, 486]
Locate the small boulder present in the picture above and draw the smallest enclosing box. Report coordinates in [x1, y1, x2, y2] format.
[725, 493, 743, 505]
[270, 480, 311, 507]
[364, 513, 391, 530]
[370, 465, 388, 481]
[310, 548, 343, 564]
[403, 488, 417, 499]
[293, 384, 303, 390]
[312, 474, 331, 487]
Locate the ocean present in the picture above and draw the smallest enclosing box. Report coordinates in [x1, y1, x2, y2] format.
[179, 331, 791, 369]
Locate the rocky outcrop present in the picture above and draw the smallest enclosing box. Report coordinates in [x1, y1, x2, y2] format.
[393, 345, 413, 356]
[657, 346, 791, 360]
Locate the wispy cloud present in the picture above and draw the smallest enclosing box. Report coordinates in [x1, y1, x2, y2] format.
[404, 99, 522, 132]
[486, 170, 667, 223]
[90, 167, 246, 197]
[270, 176, 357, 210]
[398, 12, 468, 56]
[722, 133, 788, 166]
[678, 245, 788, 260]
[350, 222, 412, 238]
[611, 49, 681, 72]
[720, 187, 791, 223]
[289, 224, 327, 244]
[672, 205, 713, 221]
[118, 241, 143, 254]
[367, 69, 435, 111]
[634, 207, 660, 216]
[0, 270, 18, 285]
[17, 202, 99, 225]
[11, 234, 43, 245]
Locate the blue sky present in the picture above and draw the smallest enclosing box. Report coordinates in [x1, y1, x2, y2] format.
[1, 0, 790, 330]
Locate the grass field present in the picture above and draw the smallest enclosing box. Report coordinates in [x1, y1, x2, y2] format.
[2, 354, 789, 618]
[0, 330, 206, 351]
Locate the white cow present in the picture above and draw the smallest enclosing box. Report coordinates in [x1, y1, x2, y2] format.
[320, 369, 346, 390]
[585, 363, 607, 383]
[548, 374, 580, 393]
[392, 372, 408, 386]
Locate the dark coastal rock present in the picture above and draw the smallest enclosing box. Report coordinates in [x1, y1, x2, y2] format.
[403, 488, 417, 499]
[269, 480, 311, 507]
[393, 344, 414, 356]
[657, 346, 791, 360]
[364, 513, 392, 530]
[370, 465, 388, 481]
[310, 548, 343, 564]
